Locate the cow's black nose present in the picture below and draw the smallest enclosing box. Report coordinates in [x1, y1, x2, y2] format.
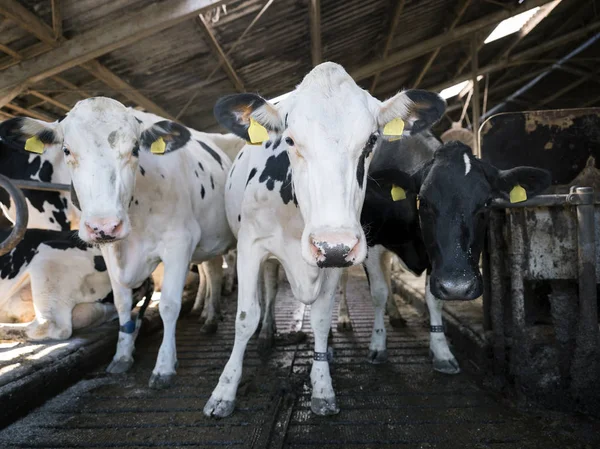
[431, 276, 481, 300]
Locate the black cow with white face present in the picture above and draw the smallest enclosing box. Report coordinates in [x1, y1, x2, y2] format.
[357, 140, 550, 373]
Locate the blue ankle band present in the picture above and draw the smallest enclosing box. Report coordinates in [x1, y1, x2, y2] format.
[120, 320, 136, 334]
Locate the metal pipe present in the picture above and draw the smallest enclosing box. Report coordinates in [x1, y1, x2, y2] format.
[571, 186, 599, 397]
[487, 210, 506, 376]
[0, 175, 28, 256]
[491, 193, 600, 209]
[7, 179, 70, 192]
[471, 35, 481, 157]
[482, 31, 600, 120]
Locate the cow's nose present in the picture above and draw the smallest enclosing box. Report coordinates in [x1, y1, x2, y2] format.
[84, 218, 124, 241]
[431, 276, 481, 300]
[309, 230, 360, 268]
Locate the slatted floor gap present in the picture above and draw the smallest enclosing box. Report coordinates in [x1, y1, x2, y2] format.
[1, 267, 599, 449]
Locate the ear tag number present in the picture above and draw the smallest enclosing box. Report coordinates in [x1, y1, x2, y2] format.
[150, 137, 166, 154]
[391, 185, 406, 201]
[24, 136, 44, 154]
[510, 185, 527, 203]
[383, 118, 405, 142]
[248, 117, 269, 145]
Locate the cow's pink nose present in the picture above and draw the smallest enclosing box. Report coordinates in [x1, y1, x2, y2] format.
[309, 230, 360, 268]
[84, 218, 123, 241]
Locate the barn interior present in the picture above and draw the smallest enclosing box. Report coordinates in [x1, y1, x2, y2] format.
[2, 0, 600, 447]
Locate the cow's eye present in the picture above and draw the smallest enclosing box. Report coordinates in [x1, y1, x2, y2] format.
[63, 147, 70, 156]
[285, 137, 294, 146]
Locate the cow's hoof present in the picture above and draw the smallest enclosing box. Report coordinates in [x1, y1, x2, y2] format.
[149, 372, 175, 389]
[311, 397, 340, 416]
[367, 349, 388, 364]
[106, 357, 134, 374]
[432, 357, 461, 375]
[336, 319, 353, 332]
[389, 316, 407, 328]
[204, 396, 235, 418]
[200, 322, 218, 335]
[257, 336, 274, 357]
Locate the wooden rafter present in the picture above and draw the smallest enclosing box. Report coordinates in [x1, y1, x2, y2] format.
[4, 103, 54, 122]
[0, 43, 22, 61]
[0, 0, 58, 46]
[370, 0, 405, 93]
[351, 0, 556, 83]
[412, 0, 472, 88]
[537, 69, 599, 106]
[27, 90, 70, 111]
[309, 0, 322, 67]
[51, 0, 63, 40]
[196, 14, 245, 92]
[0, 0, 226, 94]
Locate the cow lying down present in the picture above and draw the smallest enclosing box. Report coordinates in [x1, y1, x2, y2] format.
[0, 229, 153, 341]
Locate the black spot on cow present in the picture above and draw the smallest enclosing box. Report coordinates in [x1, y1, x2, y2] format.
[201, 185, 205, 199]
[108, 131, 118, 148]
[246, 168, 257, 188]
[237, 151, 244, 160]
[198, 161, 204, 171]
[356, 150, 367, 189]
[160, 174, 165, 179]
[210, 175, 215, 189]
[265, 141, 272, 149]
[39, 161, 53, 182]
[94, 255, 107, 272]
[238, 215, 241, 222]
[135, 200, 139, 205]
[195, 170, 199, 178]
[132, 143, 140, 157]
[135, 117, 143, 124]
[49, 217, 55, 223]
[272, 137, 282, 151]
[231, 164, 235, 176]
[197, 140, 223, 169]
[129, 196, 134, 208]
[140, 165, 146, 176]
[259, 152, 296, 205]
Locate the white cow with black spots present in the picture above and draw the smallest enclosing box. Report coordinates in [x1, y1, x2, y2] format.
[203, 62, 445, 417]
[0, 98, 244, 388]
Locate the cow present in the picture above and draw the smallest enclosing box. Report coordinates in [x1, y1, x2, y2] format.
[345, 140, 551, 372]
[0, 228, 153, 341]
[0, 97, 245, 389]
[203, 62, 445, 418]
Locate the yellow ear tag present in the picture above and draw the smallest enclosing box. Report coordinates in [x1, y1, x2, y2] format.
[391, 185, 406, 201]
[150, 137, 166, 154]
[509, 185, 527, 203]
[248, 117, 269, 145]
[24, 136, 44, 154]
[383, 118, 405, 142]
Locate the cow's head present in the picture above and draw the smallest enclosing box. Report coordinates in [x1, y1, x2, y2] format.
[0, 97, 189, 244]
[389, 141, 551, 300]
[213, 62, 444, 267]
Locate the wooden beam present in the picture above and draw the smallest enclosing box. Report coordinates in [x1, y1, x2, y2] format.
[0, 0, 225, 92]
[454, 0, 561, 78]
[370, 0, 405, 92]
[51, 76, 92, 98]
[51, 0, 62, 40]
[412, 0, 472, 88]
[0, 43, 22, 60]
[425, 21, 600, 92]
[352, 0, 556, 83]
[582, 93, 600, 107]
[536, 70, 598, 106]
[0, 43, 49, 71]
[0, 84, 27, 110]
[308, 0, 322, 67]
[4, 103, 54, 122]
[196, 14, 245, 92]
[81, 60, 177, 121]
[0, 0, 57, 46]
[27, 90, 71, 111]
[0, 110, 16, 120]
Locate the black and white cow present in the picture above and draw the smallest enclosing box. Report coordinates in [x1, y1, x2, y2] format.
[0, 228, 153, 341]
[0, 97, 245, 388]
[203, 62, 445, 417]
[349, 140, 551, 372]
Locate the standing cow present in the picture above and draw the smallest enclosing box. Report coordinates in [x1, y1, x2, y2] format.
[0, 98, 244, 388]
[203, 62, 445, 417]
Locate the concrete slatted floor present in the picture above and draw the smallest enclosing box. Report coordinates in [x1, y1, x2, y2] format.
[0, 267, 598, 449]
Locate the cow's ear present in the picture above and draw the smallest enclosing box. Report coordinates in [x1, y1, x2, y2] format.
[368, 169, 418, 201]
[139, 121, 191, 155]
[493, 166, 552, 203]
[378, 89, 446, 139]
[214, 93, 283, 145]
[0, 117, 62, 154]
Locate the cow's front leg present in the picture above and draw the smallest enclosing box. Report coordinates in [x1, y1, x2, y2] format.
[257, 258, 280, 354]
[149, 249, 191, 389]
[199, 257, 224, 334]
[383, 252, 406, 328]
[106, 280, 137, 374]
[336, 268, 352, 331]
[426, 275, 460, 374]
[310, 268, 341, 416]
[364, 246, 389, 364]
[204, 239, 265, 418]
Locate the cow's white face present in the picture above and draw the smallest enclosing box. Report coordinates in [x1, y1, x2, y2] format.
[0, 97, 190, 244]
[214, 62, 445, 267]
